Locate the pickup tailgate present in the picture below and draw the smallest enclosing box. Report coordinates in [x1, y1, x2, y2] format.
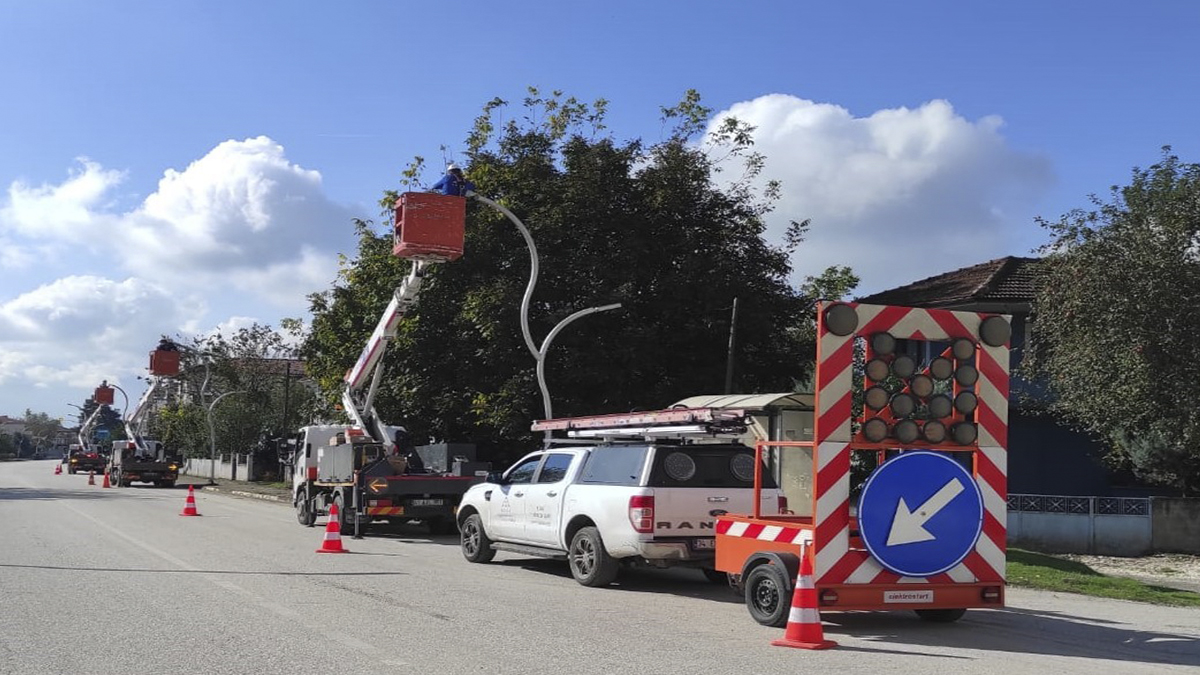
[651, 488, 777, 537]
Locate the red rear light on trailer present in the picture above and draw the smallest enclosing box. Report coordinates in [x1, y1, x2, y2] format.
[819, 589, 839, 606]
[629, 495, 655, 533]
[982, 586, 1002, 602]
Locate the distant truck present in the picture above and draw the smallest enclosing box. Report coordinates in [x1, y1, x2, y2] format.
[109, 439, 180, 488]
[291, 425, 487, 536]
[66, 444, 106, 475]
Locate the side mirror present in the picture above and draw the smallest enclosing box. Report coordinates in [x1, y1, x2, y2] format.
[485, 471, 505, 485]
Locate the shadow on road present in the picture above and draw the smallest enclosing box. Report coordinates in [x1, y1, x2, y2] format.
[0, 563, 406, 577]
[824, 603, 1200, 668]
[491, 557, 742, 604]
[0, 487, 119, 501]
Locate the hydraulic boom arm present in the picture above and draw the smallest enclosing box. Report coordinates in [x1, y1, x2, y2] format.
[341, 260, 429, 449]
[124, 377, 160, 454]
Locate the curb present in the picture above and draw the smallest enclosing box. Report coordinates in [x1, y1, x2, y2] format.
[199, 486, 289, 503]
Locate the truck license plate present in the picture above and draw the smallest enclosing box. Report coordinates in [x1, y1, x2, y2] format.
[411, 499, 444, 507]
[692, 538, 715, 550]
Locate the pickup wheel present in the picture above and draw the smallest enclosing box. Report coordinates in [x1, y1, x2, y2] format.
[915, 608, 967, 623]
[296, 487, 316, 527]
[460, 514, 495, 563]
[745, 564, 791, 627]
[568, 527, 619, 587]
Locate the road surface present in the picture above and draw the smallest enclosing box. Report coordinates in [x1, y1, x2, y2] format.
[2, 459, 1197, 674]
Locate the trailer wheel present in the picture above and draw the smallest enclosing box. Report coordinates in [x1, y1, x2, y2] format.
[295, 488, 316, 527]
[915, 608, 967, 623]
[745, 564, 791, 627]
[112, 472, 123, 488]
[460, 514, 495, 563]
[568, 527, 619, 587]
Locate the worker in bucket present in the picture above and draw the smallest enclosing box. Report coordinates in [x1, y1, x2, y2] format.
[431, 163, 475, 196]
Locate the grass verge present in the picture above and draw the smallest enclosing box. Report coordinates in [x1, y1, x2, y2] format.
[1007, 548, 1200, 607]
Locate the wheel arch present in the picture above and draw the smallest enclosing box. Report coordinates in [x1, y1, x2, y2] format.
[741, 550, 800, 593]
[563, 514, 597, 548]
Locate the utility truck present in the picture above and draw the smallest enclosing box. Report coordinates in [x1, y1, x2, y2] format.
[68, 404, 108, 474]
[101, 355, 183, 488]
[457, 408, 785, 587]
[292, 192, 487, 536]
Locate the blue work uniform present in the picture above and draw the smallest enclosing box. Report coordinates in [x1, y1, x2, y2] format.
[431, 172, 475, 196]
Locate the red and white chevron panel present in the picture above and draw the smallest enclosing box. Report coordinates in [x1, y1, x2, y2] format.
[814, 302, 1009, 586]
[716, 519, 814, 546]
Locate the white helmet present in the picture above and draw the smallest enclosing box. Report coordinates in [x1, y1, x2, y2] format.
[446, 163, 460, 171]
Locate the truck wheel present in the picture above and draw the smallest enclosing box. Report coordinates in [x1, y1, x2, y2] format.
[745, 564, 791, 627]
[915, 608, 967, 623]
[295, 488, 316, 527]
[112, 473, 123, 488]
[568, 527, 619, 587]
[333, 494, 354, 536]
[461, 514, 496, 563]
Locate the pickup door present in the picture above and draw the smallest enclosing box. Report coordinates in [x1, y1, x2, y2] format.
[520, 452, 577, 547]
[485, 451, 580, 546]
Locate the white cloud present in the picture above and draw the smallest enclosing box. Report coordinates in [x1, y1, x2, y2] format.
[0, 137, 364, 415]
[0, 276, 204, 399]
[707, 95, 1052, 294]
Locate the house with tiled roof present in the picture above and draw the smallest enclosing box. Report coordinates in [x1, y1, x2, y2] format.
[858, 256, 1162, 497]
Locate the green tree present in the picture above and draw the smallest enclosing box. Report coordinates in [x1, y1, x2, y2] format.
[158, 324, 315, 460]
[303, 89, 817, 463]
[1024, 148, 1200, 494]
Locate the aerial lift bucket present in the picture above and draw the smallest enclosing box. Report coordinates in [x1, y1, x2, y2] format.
[149, 348, 180, 377]
[393, 192, 465, 261]
[93, 384, 115, 405]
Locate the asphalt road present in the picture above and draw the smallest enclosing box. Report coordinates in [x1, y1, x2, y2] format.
[2, 459, 1197, 675]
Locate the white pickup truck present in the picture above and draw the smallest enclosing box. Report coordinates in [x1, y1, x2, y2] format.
[457, 441, 783, 587]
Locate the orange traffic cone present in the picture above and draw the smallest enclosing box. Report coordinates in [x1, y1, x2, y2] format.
[88, 470, 95, 486]
[54, 463, 62, 475]
[101, 470, 111, 489]
[180, 485, 201, 516]
[771, 544, 837, 650]
[316, 503, 348, 554]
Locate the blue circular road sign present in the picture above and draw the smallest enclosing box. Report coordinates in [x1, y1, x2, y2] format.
[858, 451, 983, 577]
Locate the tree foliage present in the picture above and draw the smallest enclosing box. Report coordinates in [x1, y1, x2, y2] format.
[148, 324, 315, 461]
[303, 89, 820, 463]
[1024, 148, 1200, 494]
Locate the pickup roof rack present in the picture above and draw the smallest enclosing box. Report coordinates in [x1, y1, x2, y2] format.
[532, 407, 749, 440]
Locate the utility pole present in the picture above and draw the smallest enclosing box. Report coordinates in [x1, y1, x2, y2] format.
[724, 297, 739, 394]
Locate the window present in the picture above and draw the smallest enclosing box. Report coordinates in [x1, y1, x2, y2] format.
[536, 453, 574, 483]
[647, 445, 777, 488]
[579, 446, 648, 486]
[506, 456, 542, 484]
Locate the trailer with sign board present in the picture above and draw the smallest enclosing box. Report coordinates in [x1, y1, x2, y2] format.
[714, 301, 1010, 626]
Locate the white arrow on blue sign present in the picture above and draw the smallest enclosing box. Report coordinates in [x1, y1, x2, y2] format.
[858, 451, 984, 578]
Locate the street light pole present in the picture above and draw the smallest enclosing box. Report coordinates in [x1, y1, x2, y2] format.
[536, 303, 622, 430]
[469, 192, 623, 431]
[207, 390, 247, 485]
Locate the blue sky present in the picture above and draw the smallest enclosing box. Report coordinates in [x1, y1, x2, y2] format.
[2, 1, 1197, 422]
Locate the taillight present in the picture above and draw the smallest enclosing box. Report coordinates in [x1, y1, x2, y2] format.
[981, 586, 1002, 602]
[629, 495, 654, 533]
[819, 589, 839, 606]
[777, 495, 789, 514]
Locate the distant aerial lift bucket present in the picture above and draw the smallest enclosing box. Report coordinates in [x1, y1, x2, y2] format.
[93, 384, 115, 405]
[393, 192, 465, 261]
